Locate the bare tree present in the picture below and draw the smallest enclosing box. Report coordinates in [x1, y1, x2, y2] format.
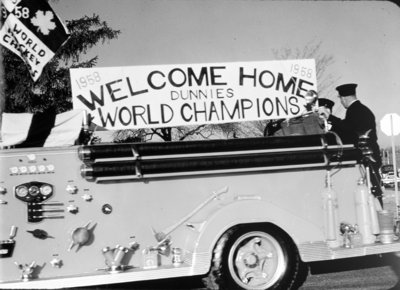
[272, 41, 339, 102]
[113, 125, 211, 143]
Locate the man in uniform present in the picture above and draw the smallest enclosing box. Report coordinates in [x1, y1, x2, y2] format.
[319, 83, 382, 203]
[318, 98, 339, 132]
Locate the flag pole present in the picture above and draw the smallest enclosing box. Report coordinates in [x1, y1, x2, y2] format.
[0, 48, 5, 141]
[390, 115, 399, 220]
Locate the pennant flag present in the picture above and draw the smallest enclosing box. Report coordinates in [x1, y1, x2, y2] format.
[0, 0, 70, 81]
[0, 110, 84, 148]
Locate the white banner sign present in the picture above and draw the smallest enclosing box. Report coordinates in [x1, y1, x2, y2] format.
[70, 59, 317, 130]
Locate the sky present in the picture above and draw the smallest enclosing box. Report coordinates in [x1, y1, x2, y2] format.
[53, 0, 400, 147]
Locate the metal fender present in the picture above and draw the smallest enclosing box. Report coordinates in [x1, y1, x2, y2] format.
[190, 198, 324, 271]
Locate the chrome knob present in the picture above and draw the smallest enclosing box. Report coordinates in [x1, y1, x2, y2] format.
[66, 185, 78, 194]
[67, 204, 79, 214]
[0, 186, 7, 194]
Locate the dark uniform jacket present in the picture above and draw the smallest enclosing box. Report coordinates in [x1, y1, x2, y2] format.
[328, 100, 381, 167]
[328, 100, 383, 203]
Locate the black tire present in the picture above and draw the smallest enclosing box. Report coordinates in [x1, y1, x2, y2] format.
[203, 223, 308, 290]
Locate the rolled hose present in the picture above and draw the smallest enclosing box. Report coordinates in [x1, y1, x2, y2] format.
[81, 150, 332, 180]
[78, 134, 339, 161]
[79, 134, 360, 180]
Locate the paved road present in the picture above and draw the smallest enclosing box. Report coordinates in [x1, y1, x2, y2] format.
[300, 254, 399, 290]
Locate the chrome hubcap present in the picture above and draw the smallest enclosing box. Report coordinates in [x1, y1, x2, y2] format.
[228, 231, 286, 289]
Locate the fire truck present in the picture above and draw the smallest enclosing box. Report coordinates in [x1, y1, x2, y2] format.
[0, 130, 398, 289]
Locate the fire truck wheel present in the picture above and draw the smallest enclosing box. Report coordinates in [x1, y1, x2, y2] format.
[203, 224, 308, 290]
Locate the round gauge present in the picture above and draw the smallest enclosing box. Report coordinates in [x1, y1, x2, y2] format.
[15, 185, 28, 197]
[29, 185, 40, 196]
[40, 185, 53, 196]
[47, 164, 55, 171]
[10, 167, 19, 174]
[38, 165, 46, 172]
[19, 166, 27, 173]
[29, 165, 37, 173]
